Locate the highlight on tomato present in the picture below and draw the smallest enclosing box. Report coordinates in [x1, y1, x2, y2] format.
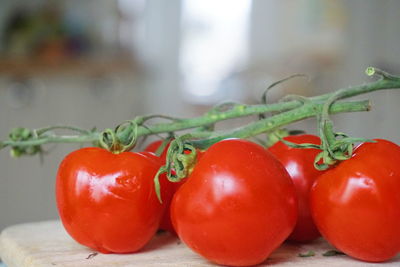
[311, 139, 400, 262]
[268, 134, 322, 242]
[56, 147, 173, 253]
[171, 139, 298, 266]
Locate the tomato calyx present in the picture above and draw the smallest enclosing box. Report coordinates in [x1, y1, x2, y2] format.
[298, 251, 316, 257]
[270, 91, 376, 171]
[99, 120, 139, 153]
[278, 132, 375, 171]
[322, 250, 346, 257]
[8, 127, 42, 157]
[154, 137, 198, 202]
[315, 101, 375, 170]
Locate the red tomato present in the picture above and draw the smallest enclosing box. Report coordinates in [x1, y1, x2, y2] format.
[144, 140, 186, 234]
[311, 139, 400, 262]
[268, 134, 322, 242]
[171, 139, 297, 266]
[56, 147, 172, 253]
[144, 140, 164, 155]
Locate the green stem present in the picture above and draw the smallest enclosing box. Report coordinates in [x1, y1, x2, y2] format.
[35, 125, 91, 135]
[1, 67, 399, 154]
[135, 102, 301, 136]
[192, 100, 370, 149]
[1, 100, 368, 150]
[113, 74, 399, 142]
[3, 134, 99, 148]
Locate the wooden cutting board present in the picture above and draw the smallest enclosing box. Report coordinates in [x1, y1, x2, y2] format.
[0, 221, 399, 266]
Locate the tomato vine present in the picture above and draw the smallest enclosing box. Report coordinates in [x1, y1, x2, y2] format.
[1, 67, 400, 180]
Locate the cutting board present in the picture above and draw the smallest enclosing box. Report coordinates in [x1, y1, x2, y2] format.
[0, 221, 399, 266]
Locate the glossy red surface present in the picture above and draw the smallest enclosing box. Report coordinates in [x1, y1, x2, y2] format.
[311, 139, 400, 262]
[171, 139, 298, 266]
[56, 147, 171, 253]
[269, 134, 322, 242]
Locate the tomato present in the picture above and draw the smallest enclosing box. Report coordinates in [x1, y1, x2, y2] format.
[155, 185, 182, 233]
[144, 140, 164, 156]
[171, 139, 297, 266]
[145, 140, 177, 233]
[310, 139, 400, 262]
[268, 134, 322, 242]
[56, 147, 172, 253]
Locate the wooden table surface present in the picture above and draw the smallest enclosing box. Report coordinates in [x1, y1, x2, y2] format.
[0, 221, 399, 266]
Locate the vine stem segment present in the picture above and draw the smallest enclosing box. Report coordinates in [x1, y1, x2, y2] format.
[2, 67, 400, 200]
[1, 67, 399, 165]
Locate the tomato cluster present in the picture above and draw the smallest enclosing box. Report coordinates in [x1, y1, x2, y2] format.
[55, 136, 400, 266]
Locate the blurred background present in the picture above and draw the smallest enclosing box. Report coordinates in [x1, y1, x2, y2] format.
[0, 0, 400, 233]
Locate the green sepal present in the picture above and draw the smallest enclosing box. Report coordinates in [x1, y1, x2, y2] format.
[298, 250, 316, 257]
[280, 139, 321, 150]
[322, 250, 345, 257]
[154, 167, 167, 203]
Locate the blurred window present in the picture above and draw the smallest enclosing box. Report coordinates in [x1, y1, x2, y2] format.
[118, 0, 146, 55]
[180, 0, 251, 103]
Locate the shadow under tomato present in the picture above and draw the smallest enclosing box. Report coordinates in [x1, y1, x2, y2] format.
[263, 244, 303, 266]
[140, 231, 180, 253]
[261, 238, 330, 266]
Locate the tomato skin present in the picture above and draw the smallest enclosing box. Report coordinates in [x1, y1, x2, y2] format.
[144, 140, 169, 163]
[56, 147, 171, 253]
[144, 140, 178, 234]
[311, 139, 400, 262]
[144, 140, 164, 156]
[268, 134, 322, 242]
[171, 139, 297, 266]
